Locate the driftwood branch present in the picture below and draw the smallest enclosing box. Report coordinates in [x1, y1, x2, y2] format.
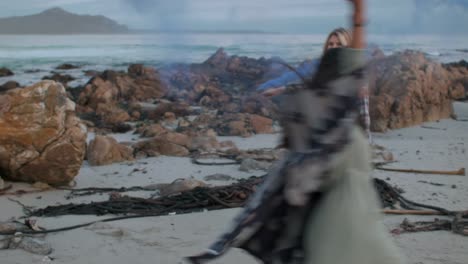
[452, 212, 468, 236]
[395, 213, 468, 236]
[191, 158, 240, 166]
[421, 125, 446, 130]
[376, 167, 465, 176]
[383, 209, 445, 215]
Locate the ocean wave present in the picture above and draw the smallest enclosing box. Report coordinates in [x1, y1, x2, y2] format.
[1, 33, 466, 85]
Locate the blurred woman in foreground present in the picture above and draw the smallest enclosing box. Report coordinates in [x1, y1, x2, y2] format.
[186, 0, 403, 263]
[259, 27, 371, 142]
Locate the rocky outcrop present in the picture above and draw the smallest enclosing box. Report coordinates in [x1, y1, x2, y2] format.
[0, 81, 87, 185]
[87, 135, 134, 166]
[67, 49, 468, 139]
[77, 64, 167, 128]
[160, 48, 289, 105]
[368, 51, 465, 132]
[78, 65, 166, 110]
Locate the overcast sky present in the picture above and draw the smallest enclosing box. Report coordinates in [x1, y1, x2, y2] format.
[0, 0, 466, 34]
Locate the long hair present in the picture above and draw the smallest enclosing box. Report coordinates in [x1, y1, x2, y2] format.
[322, 28, 352, 54]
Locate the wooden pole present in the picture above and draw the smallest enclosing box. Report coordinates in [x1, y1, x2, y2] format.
[382, 209, 445, 215]
[376, 167, 465, 176]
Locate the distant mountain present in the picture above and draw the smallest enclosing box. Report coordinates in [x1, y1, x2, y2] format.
[0, 7, 129, 34]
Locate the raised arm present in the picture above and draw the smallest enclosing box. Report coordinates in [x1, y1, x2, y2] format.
[348, 0, 366, 49]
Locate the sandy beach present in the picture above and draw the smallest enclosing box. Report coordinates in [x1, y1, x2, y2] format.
[1, 101, 467, 264]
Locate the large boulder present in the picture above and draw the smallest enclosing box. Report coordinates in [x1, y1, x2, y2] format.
[0, 81, 87, 185]
[368, 51, 463, 132]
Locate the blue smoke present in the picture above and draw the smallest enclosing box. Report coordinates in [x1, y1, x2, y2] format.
[123, 0, 189, 31]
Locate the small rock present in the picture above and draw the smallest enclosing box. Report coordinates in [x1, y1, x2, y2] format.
[42, 73, 75, 84]
[56, 63, 80, 70]
[149, 179, 207, 197]
[9, 232, 23, 248]
[0, 177, 4, 190]
[19, 237, 53, 255]
[451, 185, 457, 189]
[239, 158, 271, 172]
[0, 222, 30, 234]
[203, 174, 234, 181]
[0, 236, 10, 249]
[382, 151, 394, 161]
[83, 70, 100, 77]
[33, 182, 52, 190]
[24, 69, 42, 73]
[41, 256, 54, 263]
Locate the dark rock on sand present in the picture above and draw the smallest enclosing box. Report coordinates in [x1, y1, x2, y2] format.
[0, 81, 20, 92]
[56, 63, 80, 70]
[0, 67, 14, 77]
[42, 72, 76, 85]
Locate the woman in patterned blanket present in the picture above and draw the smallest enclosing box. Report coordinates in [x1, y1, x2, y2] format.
[260, 27, 372, 142]
[186, 0, 404, 263]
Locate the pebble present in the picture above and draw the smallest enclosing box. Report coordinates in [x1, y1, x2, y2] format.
[0, 236, 11, 249]
[19, 237, 53, 255]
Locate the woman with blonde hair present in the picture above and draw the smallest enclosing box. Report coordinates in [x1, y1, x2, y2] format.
[322, 27, 352, 52]
[259, 27, 371, 141]
[257, 27, 353, 97]
[186, 0, 401, 263]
